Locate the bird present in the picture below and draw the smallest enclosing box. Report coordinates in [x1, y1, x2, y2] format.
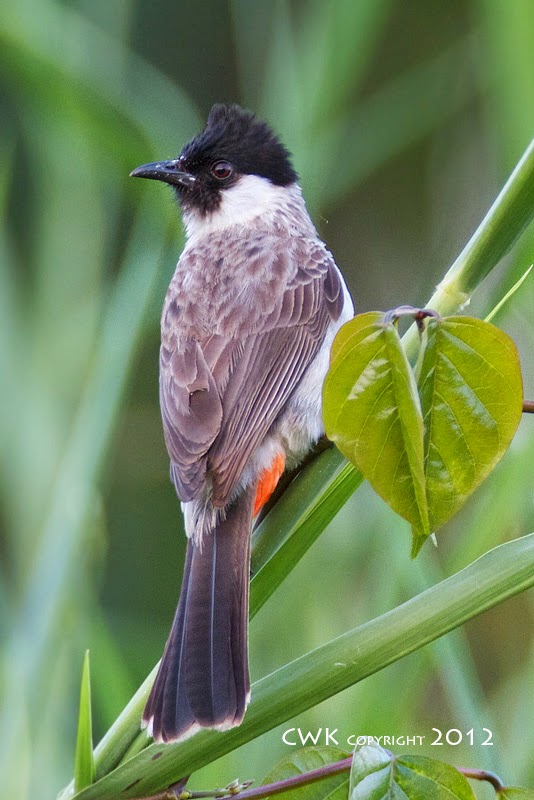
[130, 103, 353, 743]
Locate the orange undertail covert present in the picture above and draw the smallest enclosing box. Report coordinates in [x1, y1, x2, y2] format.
[253, 451, 286, 516]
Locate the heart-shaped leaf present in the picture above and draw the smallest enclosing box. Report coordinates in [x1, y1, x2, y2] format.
[349, 742, 475, 800]
[323, 312, 429, 543]
[324, 311, 523, 556]
[416, 316, 523, 553]
[262, 746, 350, 800]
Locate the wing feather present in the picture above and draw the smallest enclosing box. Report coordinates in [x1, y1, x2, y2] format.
[159, 236, 344, 505]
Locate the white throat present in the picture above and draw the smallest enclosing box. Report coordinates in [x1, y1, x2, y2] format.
[182, 175, 313, 242]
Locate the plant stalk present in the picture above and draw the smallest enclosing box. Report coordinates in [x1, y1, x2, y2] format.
[62, 532, 534, 799]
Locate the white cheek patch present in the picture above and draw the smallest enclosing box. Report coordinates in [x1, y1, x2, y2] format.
[183, 175, 299, 240]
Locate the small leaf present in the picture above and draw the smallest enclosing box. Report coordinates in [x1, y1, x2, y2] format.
[324, 312, 429, 543]
[262, 746, 350, 800]
[74, 650, 95, 792]
[349, 742, 475, 800]
[349, 742, 392, 799]
[417, 316, 523, 548]
[498, 789, 534, 799]
[395, 755, 476, 800]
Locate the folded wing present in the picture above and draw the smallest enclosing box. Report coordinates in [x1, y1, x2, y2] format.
[160, 237, 344, 506]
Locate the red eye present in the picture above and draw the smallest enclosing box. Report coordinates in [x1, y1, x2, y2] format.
[211, 160, 233, 180]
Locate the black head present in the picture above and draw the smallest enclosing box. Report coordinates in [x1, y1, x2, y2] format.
[130, 104, 297, 215]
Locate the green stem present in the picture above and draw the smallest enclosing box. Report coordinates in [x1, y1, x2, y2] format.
[447, 138, 534, 293]
[404, 136, 534, 352]
[62, 532, 534, 799]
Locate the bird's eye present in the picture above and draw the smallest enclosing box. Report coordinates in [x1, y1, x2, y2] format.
[211, 160, 233, 180]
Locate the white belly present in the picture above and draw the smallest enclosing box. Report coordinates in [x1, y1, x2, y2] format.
[245, 266, 353, 478]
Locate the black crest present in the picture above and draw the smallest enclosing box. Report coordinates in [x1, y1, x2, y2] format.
[181, 104, 298, 186]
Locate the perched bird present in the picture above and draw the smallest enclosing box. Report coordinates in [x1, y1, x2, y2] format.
[131, 104, 353, 743]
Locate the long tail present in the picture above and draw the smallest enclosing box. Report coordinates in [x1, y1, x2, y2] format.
[143, 486, 253, 743]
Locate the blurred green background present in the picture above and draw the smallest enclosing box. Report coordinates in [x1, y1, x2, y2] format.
[1, 1, 533, 798]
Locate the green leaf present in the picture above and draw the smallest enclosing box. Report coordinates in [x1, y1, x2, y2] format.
[324, 312, 429, 542]
[74, 651, 95, 792]
[262, 746, 350, 800]
[349, 742, 475, 800]
[326, 312, 524, 557]
[498, 789, 534, 799]
[349, 742, 392, 798]
[417, 316, 523, 548]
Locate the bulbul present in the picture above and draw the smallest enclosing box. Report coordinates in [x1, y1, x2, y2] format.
[131, 104, 353, 743]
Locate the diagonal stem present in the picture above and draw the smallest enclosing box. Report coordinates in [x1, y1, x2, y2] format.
[136, 759, 352, 800]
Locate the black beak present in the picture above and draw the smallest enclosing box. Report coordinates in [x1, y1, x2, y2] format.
[130, 159, 196, 189]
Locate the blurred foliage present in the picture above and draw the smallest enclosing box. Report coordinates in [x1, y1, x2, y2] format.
[0, 1, 533, 799]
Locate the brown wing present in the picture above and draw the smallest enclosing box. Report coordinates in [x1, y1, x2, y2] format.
[160, 237, 344, 504]
[160, 336, 224, 500]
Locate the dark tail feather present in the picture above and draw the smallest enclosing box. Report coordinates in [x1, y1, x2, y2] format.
[143, 487, 253, 743]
